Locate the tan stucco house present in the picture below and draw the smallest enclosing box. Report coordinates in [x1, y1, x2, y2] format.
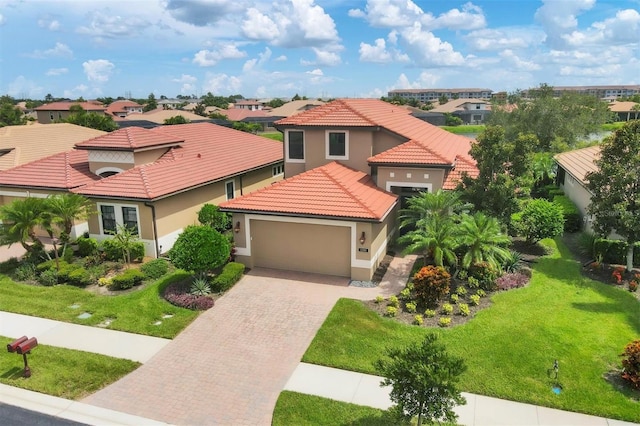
[34, 101, 107, 124]
[220, 98, 478, 281]
[0, 123, 283, 256]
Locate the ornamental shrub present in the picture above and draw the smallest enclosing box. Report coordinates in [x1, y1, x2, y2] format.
[621, 340, 640, 390]
[438, 317, 451, 327]
[458, 303, 470, 317]
[76, 236, 98, 257]
[456, 286, 467, 296]
[374, 295, 384, 304]
[140, 258, 169, 280]
[399, 287, 412, 300]
[470, 294, 480, 306]
[108, 268, 145, 290]
[386, 306, 398, 317]
[163, 280, 214, 310]
[67, 267, 92, 287]
[15, 263, 37, 281]
[468, 262, 499, 291]
[413, 314, 424, 326]
[388, 295, 400, 308]
[169, 225, 231, 274]
[211, 262, 245, 292]
[412, 265, 451, 307]
[593, 239, 640, 267]
[38, 269, 58, 286]
[441, 303, 453, 315]
[513, 198, 565, 243]
[552, 195, 581, 232]
[424, 309, 436, 318]
[496, 273, 529, 290]
[405, 302, 417, 313]
[450, 294, 459, 304]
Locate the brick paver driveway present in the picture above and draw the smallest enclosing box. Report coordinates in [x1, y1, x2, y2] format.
[82, 257, 414, 425]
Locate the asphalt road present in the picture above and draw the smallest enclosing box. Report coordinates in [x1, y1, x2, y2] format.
[0, 401, 86, 425]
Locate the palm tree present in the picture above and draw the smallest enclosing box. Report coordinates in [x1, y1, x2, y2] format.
[398, 190, 470, 231]
[399, 216, 459, 267]
[458, 212, 511, 269]
[46, 193, 95, 239]
[0, 197, 48, 253]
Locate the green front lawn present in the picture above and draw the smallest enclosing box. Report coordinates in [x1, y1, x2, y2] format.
[0, 271, 199, 338]
[260, 132, 283, 142]
[273, 391, 409, 426]
[303, 239, 640, 423]
[1, 337, 139, 399]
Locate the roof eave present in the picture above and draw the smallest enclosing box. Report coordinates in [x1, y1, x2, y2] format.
[217, 208, 387, 223]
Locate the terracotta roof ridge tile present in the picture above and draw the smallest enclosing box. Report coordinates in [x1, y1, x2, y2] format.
[138, 167, 153, 198]
[322, 161, 379, 219]
[339, 100, 377, 126]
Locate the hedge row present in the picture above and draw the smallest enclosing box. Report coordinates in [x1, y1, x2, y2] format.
[552, 195, 581, 233]
[211, 262, 245, 292]
[594, 239, 640, 267]
[75, 236, 145, 262]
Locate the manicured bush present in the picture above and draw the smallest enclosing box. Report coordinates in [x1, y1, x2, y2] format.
[108, 268, 145, 290]
[163, 280, 214, 310]
[458, 303, 470, 316]
[441, 303, 453, 315]
[388, 295, 400, 308]
[210, 262, 245, 292]
[129, 242, 145, 262]
[15, 263, 37, 281]
[170, 225, 231, 273]
[37, 269, 58, 286]
[76, 236, 99, 256]
[386, 306, 398, 317]
[513, 198, 565, 242]
[438, 317, 451, 327]
[62, 248, 74, 263]
[424, 309, 436, 318]
[496, 273, 529, 291]
[621, 340, 640, 390]
[399, 287, 412, 300]
[374, 295, 384, 304]
[140, 258, 169, 280]
[468, 262, 499, 291]
[456, 286, 467, 296]
[412, 265, 451, 307]
[470, 294, 480, 306]
[553, 195, 582, 232]
[413, 314, 424, 326]
[450, 294, 459, 304]
[548, 187, 564, 199]
[100, 238, 121, 261]
[405, 302, 417, 313]
[67, 267, 93, 287]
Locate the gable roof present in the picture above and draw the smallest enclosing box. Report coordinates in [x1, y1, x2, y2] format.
[0, 123, 106, 171]
[554, 145, 600, 185]
[276, 98, 476, 167]
[0, 122, 283, 201]
[74, 127, 183, 151]
[220, 161, 397, 221]
[608, 101, 640, 113]
[429, 98, 489, 113]
[267, 100, 325, 117]
[222, 108, 269, 121]
[34, 101, 105, 112]
[124, 109, 207, 124]
[105, 100, 143, 115]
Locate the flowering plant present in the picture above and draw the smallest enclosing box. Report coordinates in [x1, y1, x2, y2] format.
[611, 267, 625, 284]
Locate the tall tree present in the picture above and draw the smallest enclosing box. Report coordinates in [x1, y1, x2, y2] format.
[459, 126, 535, 224]
[143, 93, 158, 112]
[489, 83, 613, 152]
[0, 98, 27, 127]
[46, 193, 95, 239]
[164, 115, 190, 125]
[375, 334, 466, 426]
[58, 105, 118, 131]
[0, 197, 49, 253]
[586, 120, 640, 271]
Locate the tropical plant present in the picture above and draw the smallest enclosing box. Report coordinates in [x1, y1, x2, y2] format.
[412, 265, 451, 307]
[621, 340, 640, 390]
[190, 276, 212, 296]
[197, 203, 230, 232]
[513, 199, 564, 243]
[375, 334, 466, 426]
[458, 212, 511, 269]
[46, 193, 95, 238]
[398, 190, 469, 231]
[502, 250, 523, 273]
[399, 217, 458, 267]
[169, 225, 231, 274]
[0, 197, 49, 253]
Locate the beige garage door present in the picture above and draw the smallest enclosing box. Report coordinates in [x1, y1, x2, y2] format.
[251, 220, 351, 277]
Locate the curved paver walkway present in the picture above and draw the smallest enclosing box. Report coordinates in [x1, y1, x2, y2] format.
[82, 256, 414, 425]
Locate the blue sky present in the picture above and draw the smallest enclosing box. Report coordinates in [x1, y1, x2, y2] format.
[1, 0, 639, 100]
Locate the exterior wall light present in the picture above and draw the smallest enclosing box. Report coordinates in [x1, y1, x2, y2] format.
[234, 221, 241, 233]
[359, 231, 366, 245]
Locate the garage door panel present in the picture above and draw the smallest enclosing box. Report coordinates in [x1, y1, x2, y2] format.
[251, 220, 351, 277]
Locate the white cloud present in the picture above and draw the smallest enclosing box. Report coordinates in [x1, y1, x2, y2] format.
[534, 0, 595, 49]
[172, 74, 197, 84]
[63, 84, 90, 99]
[77, 11, 149, 39]
[172, 74, 197, 95]
[202, 73, 242, 95]
[348, 0, 424, 28]
[562, 8, 640, 46]
[242, 47, 272, 72]
[499, 50, 541, 71]
[28, 42, 73, 59]
[46, 68, 68, 76]
[400, 23, 465, 66]
[165, 0, 244, 26]
[307, 69, 323, 76]
[83, 59, 115, 83]
[301, 47, 342, 66]
[391, 72, 441, 90]
[241, 7, 279, 40]
[465, 28, 544, 51]
[193, 44, 247, 66]
[38, 17, 60, 31]
[0, 14, 6, 26]
[423, 2, 486, 31]
[275, 55, 287, 62]
[359, 37, 409, 63]
[7, 76, 43, 98]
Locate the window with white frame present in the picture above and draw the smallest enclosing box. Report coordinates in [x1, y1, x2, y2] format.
[272, 163, 284, 176]
[326, 131, 348, 159]
[286, 130, 304, 162]
[99, 204, 139, 235]
[226, 180, 235, 200]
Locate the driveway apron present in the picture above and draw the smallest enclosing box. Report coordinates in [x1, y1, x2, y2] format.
[82, 256, 414, 426]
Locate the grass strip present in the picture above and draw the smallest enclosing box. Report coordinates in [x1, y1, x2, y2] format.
[303, 238, 640, 422]
[1, 336, 139, 400]
[0, 271, 198, 339]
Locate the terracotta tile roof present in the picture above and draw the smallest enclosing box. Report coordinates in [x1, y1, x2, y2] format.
[0, 123, 105, 170]
[554, 145, 601, 184]
[266, 100, 326, 117]
[278, 98, 476, 168]
[34, 101, 105, 112]
[223, 108, 269, 121]
[125, 110, 208, 124]
[0, 122, 283, 200]
[220, 161, 397, 221]
[429, 98, 489, 113]
[105, 100, 143, 115]
[74, 127, 184, 151]
[0, 150, 98, 190]
[75, 122, 283, 200]
[443, 156, 479, 189]
[608, 101, 640, 113]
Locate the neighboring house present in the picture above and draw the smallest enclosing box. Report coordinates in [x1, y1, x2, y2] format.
[34, 102, 106, 124]
[106, 100, 144, 118]
[266, 99, 325, 117]
[220, 98, 478, 281]
[553, 145, 600, 230]
[124, 109, 210, 124]
[233, 100, 263, 111]
[0, 123, 284, 255]
[429, 98, 492, 124]
[608, 101, 640, 121]
[0, 123, 105, 171]
[388, 88, 493, 102]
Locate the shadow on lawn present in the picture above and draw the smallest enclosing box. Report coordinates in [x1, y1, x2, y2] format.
[1, 367, 24, 379]
[536, 238, 640, 335]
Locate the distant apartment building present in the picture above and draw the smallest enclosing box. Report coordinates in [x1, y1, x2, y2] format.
[523, 85, 640, 100]
[388, 88, 493, 102]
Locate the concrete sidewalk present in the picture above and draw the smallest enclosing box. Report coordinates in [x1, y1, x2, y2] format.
[284, 363, 639, 426]
[0, 311, 170, 363]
